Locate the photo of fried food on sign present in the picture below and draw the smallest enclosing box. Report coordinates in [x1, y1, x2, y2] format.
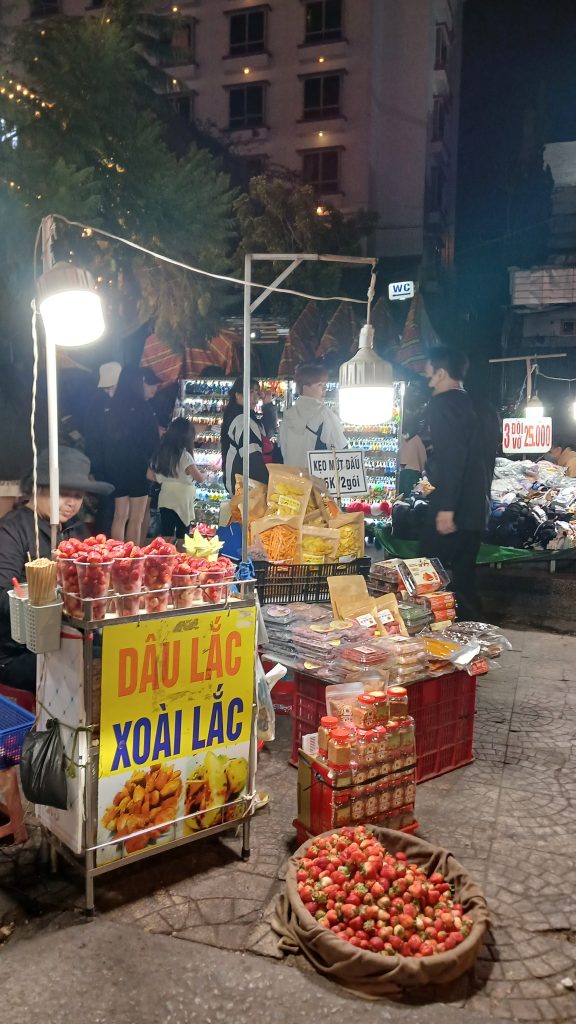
[99, 761, 183, 860]
[184, 751, 249, 834]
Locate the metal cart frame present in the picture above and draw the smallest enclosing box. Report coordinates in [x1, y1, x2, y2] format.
[41, 588, 258, 914]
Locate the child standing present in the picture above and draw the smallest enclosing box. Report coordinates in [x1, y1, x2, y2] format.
[150, 418, 206, 541]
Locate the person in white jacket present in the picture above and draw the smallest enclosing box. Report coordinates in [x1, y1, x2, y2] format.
[279, 363, 348, 470]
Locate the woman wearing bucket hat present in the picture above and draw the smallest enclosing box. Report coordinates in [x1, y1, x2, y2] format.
[0, 447, 112, 694]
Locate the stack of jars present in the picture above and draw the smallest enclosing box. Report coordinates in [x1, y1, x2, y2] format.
[316, 684, 416, 829]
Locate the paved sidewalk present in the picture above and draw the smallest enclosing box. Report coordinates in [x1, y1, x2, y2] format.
[1, 628, 575, 1022]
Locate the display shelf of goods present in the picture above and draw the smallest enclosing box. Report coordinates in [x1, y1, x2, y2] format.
[324, 382, 403, 516]
[173, 379, 288, 520]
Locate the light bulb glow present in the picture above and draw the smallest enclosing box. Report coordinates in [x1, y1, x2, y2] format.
[339, 386, 394, 426]
[525, 396, 544, 420]
[39, 290, 105, 347]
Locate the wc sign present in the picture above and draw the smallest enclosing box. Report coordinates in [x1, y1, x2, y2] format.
[388, 280, 415, 301]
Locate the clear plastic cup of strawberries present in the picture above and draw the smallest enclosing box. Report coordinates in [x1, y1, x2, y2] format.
[201, 556, 236, 604]
[109, 541, 146, 617]
[76, 552, 113, 619]
[54, 536, 84, 618]
[143, 538, 177, 592]
[171, 558, 201, 609]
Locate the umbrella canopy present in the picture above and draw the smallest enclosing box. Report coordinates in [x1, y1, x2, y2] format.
[278, 301, 324, 378]
[141, 333, 183, 386]
[395, 291, 440, 375]
[316, 301, 359, 360]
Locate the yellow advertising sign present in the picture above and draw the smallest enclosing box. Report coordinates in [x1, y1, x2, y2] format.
[97, 605, 256, 865]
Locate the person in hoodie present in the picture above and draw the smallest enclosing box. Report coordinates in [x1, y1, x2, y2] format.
[279, 363, 348, 470]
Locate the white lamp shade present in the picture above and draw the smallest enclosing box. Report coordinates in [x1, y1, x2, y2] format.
[339, 385, 394, 426]
[525, 396, 544, 420]
[338, 323, 395, 425]
[37, 262, 105, 347]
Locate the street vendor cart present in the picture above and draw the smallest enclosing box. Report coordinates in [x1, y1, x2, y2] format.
[34, 582, 257, 913]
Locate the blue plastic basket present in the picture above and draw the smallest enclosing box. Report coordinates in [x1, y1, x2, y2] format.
[0, 693, 36, 769]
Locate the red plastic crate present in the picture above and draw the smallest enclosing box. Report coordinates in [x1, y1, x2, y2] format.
[407, 671, 476, 782]
[291, 673, 328, 766]
[290, 669, 476, 780]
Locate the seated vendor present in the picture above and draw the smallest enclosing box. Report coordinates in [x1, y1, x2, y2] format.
[0, 446, 113, 694]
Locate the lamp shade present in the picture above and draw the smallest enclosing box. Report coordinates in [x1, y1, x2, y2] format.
[525, 395, 544, 420]
[338, 324, 394, 425]
[37, 262, 105, 347]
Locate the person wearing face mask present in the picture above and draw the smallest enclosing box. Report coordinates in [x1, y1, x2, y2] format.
[420, 346, 491, 620]
[221, 377, 269, 496]
[279, 363, 347, 471]
[0, 447, 113, 694]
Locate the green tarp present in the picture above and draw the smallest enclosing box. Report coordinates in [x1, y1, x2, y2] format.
[374, 526, 557, 565]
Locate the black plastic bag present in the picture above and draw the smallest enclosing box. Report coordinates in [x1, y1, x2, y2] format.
[20, 719, 68, 810]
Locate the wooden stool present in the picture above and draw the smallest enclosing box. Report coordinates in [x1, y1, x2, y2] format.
[0, 767, 28, 844]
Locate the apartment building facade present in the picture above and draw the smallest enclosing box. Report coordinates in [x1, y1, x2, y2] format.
[11, 0, 462, 286]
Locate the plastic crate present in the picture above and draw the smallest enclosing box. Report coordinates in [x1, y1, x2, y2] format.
[254, 557, 371, 605]
[290, 669, 476, 781]
[291, 673, 328, 766]
[0, 694, 36, 769]
[407, 671, 476, 783]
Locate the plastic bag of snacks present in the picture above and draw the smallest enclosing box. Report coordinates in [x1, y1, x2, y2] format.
[266, 466, 312, 521]
[330, 512, 365, 562]
[252, 515, 302, 564]
[229, 475, 268, 527]
[301, 525, 340, 564]
[374, 593, 409, 637]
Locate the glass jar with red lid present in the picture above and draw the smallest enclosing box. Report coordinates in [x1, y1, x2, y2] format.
[327, 727, 352, 769]
[387, 685, 409, 720]
[317, 715, 339, 758]
[351, 693, 377, 728]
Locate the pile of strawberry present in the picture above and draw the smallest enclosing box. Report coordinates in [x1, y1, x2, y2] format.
[296, 826, 473, 957]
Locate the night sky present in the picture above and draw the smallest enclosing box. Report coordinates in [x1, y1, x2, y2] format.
[456, 0, 576, 359]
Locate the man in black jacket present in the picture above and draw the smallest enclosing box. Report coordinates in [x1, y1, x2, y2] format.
[419, 346, 493, 620]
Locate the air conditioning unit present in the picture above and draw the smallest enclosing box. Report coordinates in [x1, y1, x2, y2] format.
[561, 320, 576, 335]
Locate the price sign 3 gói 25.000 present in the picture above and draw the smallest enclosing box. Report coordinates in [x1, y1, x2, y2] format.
[502, 417, 552, 455]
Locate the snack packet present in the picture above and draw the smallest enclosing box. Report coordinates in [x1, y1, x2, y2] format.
[301, 525, 340, 565]
[230, 475, 268, 535]
[328, 573, 369, 619]
[266, 465, 312, 521]
[374, 592, 409, 637]
[330, 512, 365, 562]
[251, 514, 302, 564]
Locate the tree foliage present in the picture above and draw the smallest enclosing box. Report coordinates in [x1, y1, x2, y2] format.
[0, 12, 237, 354]
[235, 173, 377, 317]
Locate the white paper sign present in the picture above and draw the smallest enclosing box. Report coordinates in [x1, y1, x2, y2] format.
[388, 280, 414, 301]
[307, 450, 367, 496]
[502, 417, 552, 454]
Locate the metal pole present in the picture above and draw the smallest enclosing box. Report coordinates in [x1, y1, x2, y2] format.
[40, 215, 60, 553]
[241, 254, 252, 564]
[526, 357, 532, 402]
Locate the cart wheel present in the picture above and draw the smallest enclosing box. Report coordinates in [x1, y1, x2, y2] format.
[241, 847, 251, 862]
[83, 906, 96, 920]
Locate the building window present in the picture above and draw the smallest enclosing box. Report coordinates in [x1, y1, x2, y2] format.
[435, 24, 449, 70]
[30, 0, 60, 15]
[432, 96, 446, 142]
[171, 93, 195, 122]
[228, 83, 265, 130]
[302, 148, 341, 194]
[303, 73, 341, 119]
[304, 0, 342, 44]
[229, 8, 266, 56]
[429, 164, 446, 211]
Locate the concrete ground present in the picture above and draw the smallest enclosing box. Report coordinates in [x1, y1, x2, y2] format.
[1, 628, 575, 1023]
